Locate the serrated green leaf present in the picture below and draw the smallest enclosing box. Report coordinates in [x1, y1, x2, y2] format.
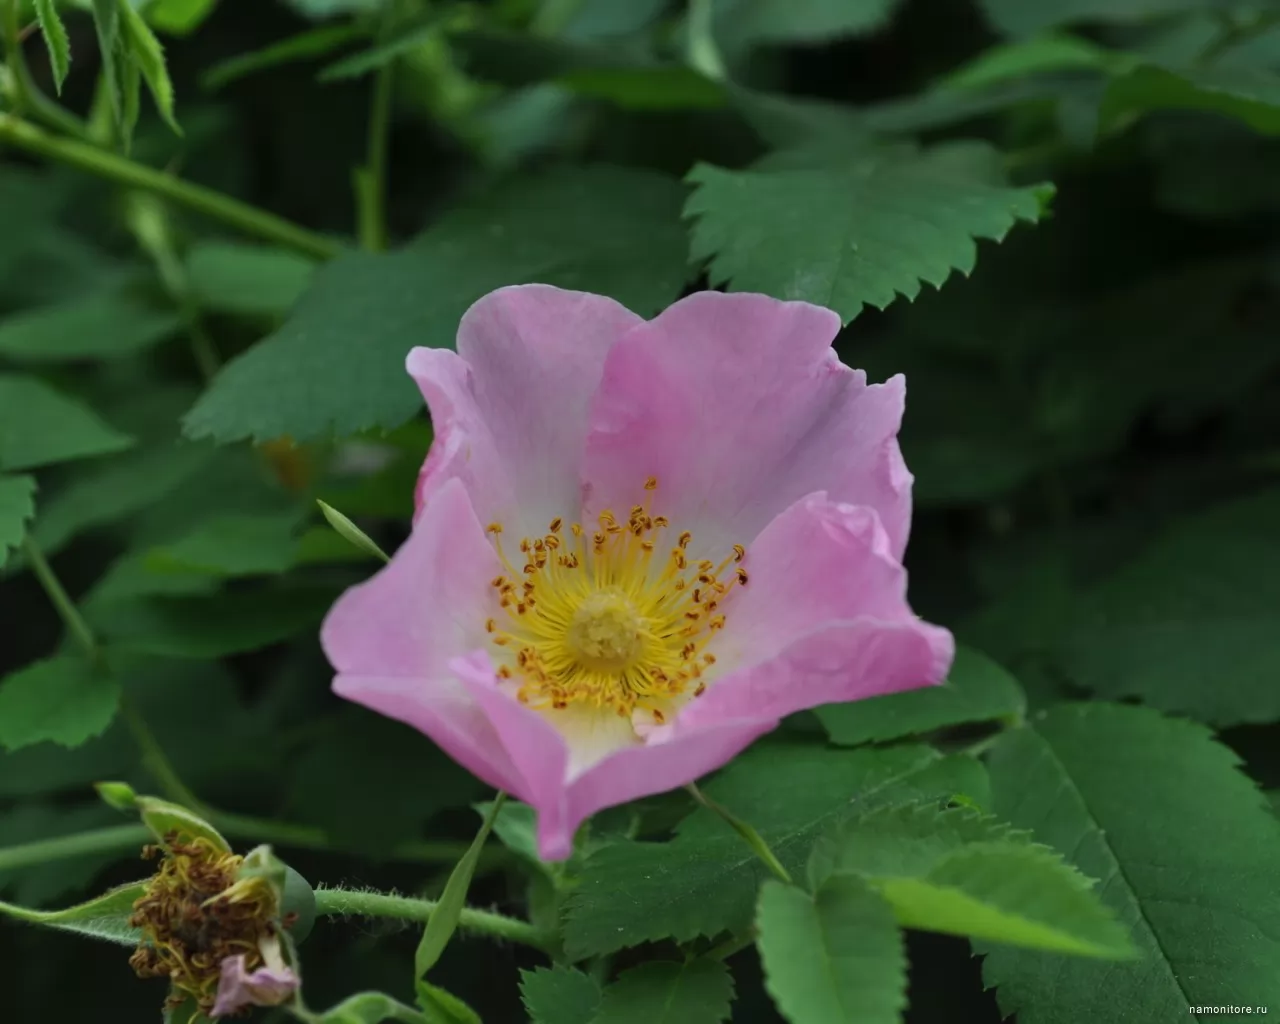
[594, 960, 734, 1024]
[34, 0, 72, 93]
[0, 474, 35, 569]
[117, 0, 181, 134]
[816, 646, 1025, 747]
[186, 242, 316, 316]
[715, 0, 902, 48]
[0, 880, 145, 945]
[203, 24, 364, 90]
[756, 876, 905, 1024]
[90, 0, 124, 128]
[0, 285, 180, 362]
[89, 586, 335, 658]
[0, 657, 121, 752]
[0, 375, 133, 472]
[563, 743, 975, 958]
[982, 703, 1280, 1022]
[1052, 489, 1280, 725]
[143, 510, 306, 576]
[520, 966, 601, 1024]
[183, 166, 690, 443]
[1103, 63, 1280, 137]
[685, 143, 1052, 322]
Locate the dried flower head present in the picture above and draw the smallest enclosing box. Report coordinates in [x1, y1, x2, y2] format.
[128, 833, 287, 1017]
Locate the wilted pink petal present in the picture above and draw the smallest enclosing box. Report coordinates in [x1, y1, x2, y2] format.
[210, 955, 299, 1018]
[323, 285, 953, 860]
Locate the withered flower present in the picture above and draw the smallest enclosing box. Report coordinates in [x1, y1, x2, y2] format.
[128, 833, 295, 1018]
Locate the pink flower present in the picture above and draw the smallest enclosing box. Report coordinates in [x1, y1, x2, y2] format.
[322, 287, 953, 860]
[210, 954, 299, 1017]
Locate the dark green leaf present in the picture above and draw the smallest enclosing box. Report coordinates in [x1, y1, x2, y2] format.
[978, 0, 1226, 36]
[0, 880, 145, 945]
[563, 742, 977, 958]
[1103, 64, 1280, 137]
[715, 0, 902, 48]
[0, 375, 134, 472]
[594, 960, 734, 1024]
[520, 966, 601, 1024]
[756, 876, 905, 1024]
[1052, 489, 1280, 725]
[203, 24, 364, 90]
[186, 242, 316, 316]
[816, 646, 1025, 747]
[184, 166, 690, 443]
[143, 510, 306, 576]
[0, 474, 35, 569]
[0, 285, 180, 362]
[34, 0, 71, 93]
[686, 143, 1053, 322]
[982, 703, 1280, 1022]
[0, 657, 121, 752]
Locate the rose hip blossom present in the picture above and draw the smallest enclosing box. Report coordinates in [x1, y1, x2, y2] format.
[321, 286, 953, 859]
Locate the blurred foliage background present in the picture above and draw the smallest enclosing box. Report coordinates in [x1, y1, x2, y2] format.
[3, 0, 1280, 1020]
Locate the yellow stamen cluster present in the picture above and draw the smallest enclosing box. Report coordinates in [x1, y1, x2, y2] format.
[485, 477, 747, 721]
[128, 835, 282, 1016]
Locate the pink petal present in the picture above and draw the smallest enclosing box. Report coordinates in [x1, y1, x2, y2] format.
[410, 285, 642, 538]
[211, 955, 299, 1017]
[583, 291, 912, 559]
[321, 478, 527, 797]
[680, 494, 954, 728]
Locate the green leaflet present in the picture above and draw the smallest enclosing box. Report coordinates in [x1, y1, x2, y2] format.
[593, 960, 734, 1024]
[520, 966, 601, 1024]
[756, 876, 906, 1024]
[982, 703, 1280, 1022]
[0, 657, 121, 752]
[0, 474, 35, 569]
[0, 881, 146, 945]
[0, 375, 134, 472]
[33, 0, 71, 93]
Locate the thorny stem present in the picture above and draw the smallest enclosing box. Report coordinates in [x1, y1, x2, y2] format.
[313, 886, 556, 953]
[0, 114, 340, 259]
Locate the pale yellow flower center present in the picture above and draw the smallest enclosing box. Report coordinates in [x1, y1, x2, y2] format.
[485, 477, 747, 722]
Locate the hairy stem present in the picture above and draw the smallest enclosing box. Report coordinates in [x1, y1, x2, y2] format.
[314, 886, 555, 953]
[0, 114, 341, 259]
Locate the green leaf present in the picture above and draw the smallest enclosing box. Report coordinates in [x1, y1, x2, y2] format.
[1102, 64, 1280, 137]
[0, 375, 134, 472]
[816, 646, 1025, 747]
[416, 793, 506, 977]
[203, 24, 364, 90]
[941, 32, 1120, 90]
[317, 500, 389, 563]
[89, 586, 335, 658]
[0, 474, 35, 569]
[415, 982, 480, 1024]
[34, 0, 72, 93]
[117, 0, 181, 134]
[593, 960, 734, 1024]
[143, 510, 306, 576]
[31, 444, 214, 557]
[319, 17, 445, 81]
[714, 0, 902, 48]
[312, 992, 429, 1024]
[146, 0, 220, 36]
[756, 876, 905, 1024]
[1052, 489, 1280, 725]
[685, 142, 1053, 322]
[520, 966, 601, 1024]
[131, 794, 231, 851]
[982, 703, 1280, 1022]
[563, 742, 977, 958]
[0, 880, 145, 945]
[0, 285, 180, 362]
[90, 0, 129, 142]
[0, 802, 127, 905]
[186, 242, 316, 316]
[183, 166, 690, 443]
[978, 0, 1222, 36]
[0, 657, 121, 752]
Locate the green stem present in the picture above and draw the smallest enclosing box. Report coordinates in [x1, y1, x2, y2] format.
[687, 783, 792, 885]
[314, 886, 554, 953]
[706, 931, 755, 961]
[0, 114, 341, 259]
[356, 59, 394, 252]
[0, 824, 151, 873]
[22, 536, 99, 660]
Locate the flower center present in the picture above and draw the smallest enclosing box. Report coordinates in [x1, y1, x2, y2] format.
[484, 477, 747, 722]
